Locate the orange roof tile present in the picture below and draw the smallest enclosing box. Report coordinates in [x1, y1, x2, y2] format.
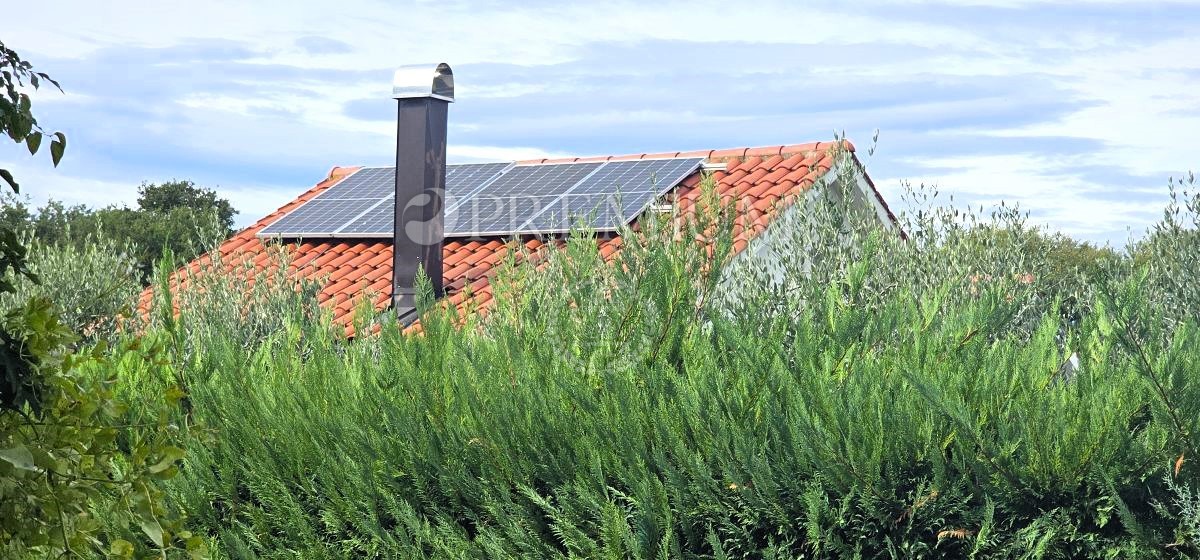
[138, 141, 891, 336]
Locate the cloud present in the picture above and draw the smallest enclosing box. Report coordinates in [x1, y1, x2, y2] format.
[876, 152, 1169, 242]
[294, 36, 353, 55]
[0, 0, 1196, 241]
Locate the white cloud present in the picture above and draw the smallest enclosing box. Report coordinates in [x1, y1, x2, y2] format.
[448, 144, 574, 162]
[6, 0, 990, 65]
[0, 158, 141, 209]
[2, 0, 1197, 242]
[982, 37, 1200, 177]
[878, 152, 1166, 240]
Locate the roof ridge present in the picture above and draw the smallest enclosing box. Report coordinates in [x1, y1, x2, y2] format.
[515, 140, 855, 166]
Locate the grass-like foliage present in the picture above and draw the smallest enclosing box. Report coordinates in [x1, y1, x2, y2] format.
[0, 231, 141, 343]
[108, 162, 1200, 559]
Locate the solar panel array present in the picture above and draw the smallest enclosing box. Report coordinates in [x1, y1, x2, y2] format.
[454, 162, 603, 235]
[258, 157, 703, 238]
[523, 157, 701, 233]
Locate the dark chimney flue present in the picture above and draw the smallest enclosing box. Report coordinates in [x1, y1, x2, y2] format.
[391, 63, 453, 324]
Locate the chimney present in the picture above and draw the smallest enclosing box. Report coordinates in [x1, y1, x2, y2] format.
[391, 63, 453, 324]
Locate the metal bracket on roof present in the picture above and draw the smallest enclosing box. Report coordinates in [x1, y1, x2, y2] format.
[700, 161, 727, 172]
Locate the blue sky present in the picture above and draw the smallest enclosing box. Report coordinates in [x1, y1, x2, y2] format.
[4, 0, 1198, 244]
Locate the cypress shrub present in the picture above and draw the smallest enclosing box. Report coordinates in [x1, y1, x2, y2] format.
[105, 171, 1200, 559]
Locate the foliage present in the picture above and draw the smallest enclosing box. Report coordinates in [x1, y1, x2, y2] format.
[142, 245, 333, 366]
[0, 232, 141, 343]
[1, 37, 66, 412]
[1129, 173, 1200, 331]
[111, 160, 1200, 558]
[137, 180, 236, 231]
[1, 38, 66, 193]
[0, 180, 237, 282]
[1, 39, 200, 559]
[0, 301, 200, 558]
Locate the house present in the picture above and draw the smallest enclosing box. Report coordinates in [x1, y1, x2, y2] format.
[139, 64, 897, 336]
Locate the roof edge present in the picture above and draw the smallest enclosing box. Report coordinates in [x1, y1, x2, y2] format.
[517, 140, 856, 166]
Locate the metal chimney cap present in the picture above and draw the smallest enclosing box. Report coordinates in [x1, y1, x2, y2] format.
[392, 63, 454, 102]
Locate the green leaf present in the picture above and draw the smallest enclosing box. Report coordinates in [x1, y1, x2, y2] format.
[164, 384, 187, 405]
[110, 538, 135, 558]
[139, 516, 164, 548]
[50, 132, 66, 166]
[0, 168, 18, 193]
[14, 113, 32, 138]
[148, 445, 185, 474]
[185, 536, 208, 559]
[151, 464, 179, 480]
[39, 72, 63, 91]
[0, 445, 39, 471]
[25, 130, 41, 154]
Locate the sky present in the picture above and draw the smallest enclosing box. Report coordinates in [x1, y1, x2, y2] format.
[3, 0, 1199, 244]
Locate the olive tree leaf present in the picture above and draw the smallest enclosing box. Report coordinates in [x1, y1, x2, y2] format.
[109, 539, 135, 558]
[0, 445, 38, 471]
[148, 446, 185, 474]
[139, 516, 165, 548]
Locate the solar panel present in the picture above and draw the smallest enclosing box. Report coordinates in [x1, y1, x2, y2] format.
[261, 163, 512, 237]
[335, 201, 393, 235]
[452, 163, 602, 235]
[259, 198, 382, 236]
[531, 192, 642, 232]
[572, 158, 703, 197]
[481, 163, 603, 198]
[448, 193, 559, 235]
[257, 157, 702, 238]
[442, 163, 508, 210]
[314, 167, 395, 200]
[520, 158, 703, 233]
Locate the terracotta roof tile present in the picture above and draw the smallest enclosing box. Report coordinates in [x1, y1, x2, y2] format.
[745, 146, 783, 158]
[139, 141, 889, 336]
[573, 155, 614, 163]
[365, 251, 392, 268]
[344, 251, 377, 269]
[760, 165, 792, 184]
[710, 147, 748, 159]
[737, 168, 771, 187]
[677, 174, 703, 189]
[722, 168, 750, 186]
[445, 261, 472, 281]
[327, 265, 358, 283]
[780, 142, 821, 155]
[324, 250, 360, 271]
[761, 154, 786, 168]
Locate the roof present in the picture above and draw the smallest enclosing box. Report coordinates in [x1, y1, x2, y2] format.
[138, 141, 893, 337]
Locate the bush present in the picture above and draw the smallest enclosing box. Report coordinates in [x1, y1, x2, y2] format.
[107, 165, 1200, 559]
[0, 232, 141, 343]
[0, 297, 198, 559]
[1, 43, 197, 559]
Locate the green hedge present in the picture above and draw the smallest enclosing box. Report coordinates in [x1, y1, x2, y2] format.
[110, 172, 1200, 559]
